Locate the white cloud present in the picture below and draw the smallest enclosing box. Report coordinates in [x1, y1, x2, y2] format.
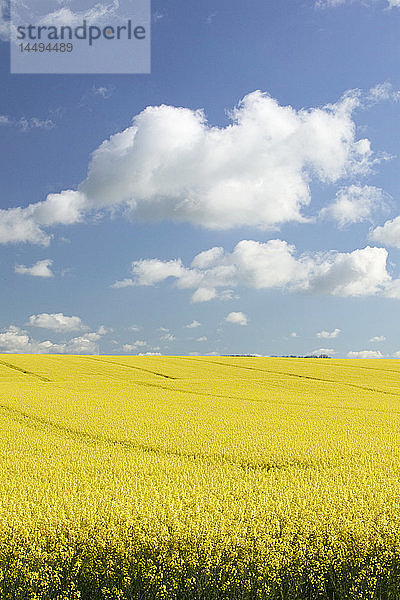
[0, 114, 55, 131]
[28, 312, 86, 332]
[37, 1, 120, 28]
[320, 185, 388, 227]
[368, 82, 400, 104]
[131, 259, 186, 286]
[225, 312, 248, 326]
[161, 333, 175, 342]
[111, 278, 135, 288]
[191, 288, 217, 303]
[0, 190, 87, 245]
[0, 325, 100, 354]
[196, 336, 207, 342]
[186, 320, 201, 328]
[129, 324, 141, 332]
[347, 350, 383, 358]
[122, 341, 147, 351]
[117, 240, 390, 301]
[138, 351, 162, 356]
[290, 332, 298, 337]
[316, 0, 400, 8]
[315, 0, 347, 6]
[97, 325, 109, 335]
[370, 216, 400, 248]
[316, 328, 341, 339]
[309, 348, 336, 356]
[0, 89, 375, 244]
[15, 259, 54, 278]
[370, 335, 385, 342]
[65, 334, 99, 354]
[0, 326, 63, 354]
[93, 85, 113, 99]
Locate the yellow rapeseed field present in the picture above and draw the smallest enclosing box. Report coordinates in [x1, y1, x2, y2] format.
[1, 354, 400, 599]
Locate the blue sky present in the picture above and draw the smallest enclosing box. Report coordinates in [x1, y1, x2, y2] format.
[2, 0, 400, 357]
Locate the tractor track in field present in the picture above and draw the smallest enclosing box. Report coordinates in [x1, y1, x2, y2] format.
[0, 360, 51, 382]
[81, 356, 177, 380]
[180, 357, 400, 398]
[0, 402, 315, 473]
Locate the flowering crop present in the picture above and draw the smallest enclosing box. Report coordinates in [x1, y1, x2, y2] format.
[1, 354, 400, 599]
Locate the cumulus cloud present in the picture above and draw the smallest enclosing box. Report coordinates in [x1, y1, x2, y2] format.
[309, 348, 336, 356]
[28, 312, 86, 332]
[370, 335, 385, 342]
[122, 341, 147, 351]
[0, 326, 100, 354]
[225, 312, 248, 326]
[161, 333, 175, 342]
[347, 350, 383, 358]
[65, 333, 100, 354]
[316, 328, 341, 339]
[0, 326, 63, 353]
[186, 320, 201, 328]
[0, 89, 376, 244]
[0, 190, 87, 245]
[15, 259, 54, 278]
[196, 336, 208, 342]
[370, 216, 400, 248]
[114, 240, 391, 302]
[320, 185, 389, 227]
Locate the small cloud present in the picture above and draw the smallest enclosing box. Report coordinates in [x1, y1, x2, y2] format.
[186, 320, 201, 328]
[191, 288, 216, 303]
[347, 350, 383, 358]
[370, 335, 385, 342]
[15, 259, 54, 278]
[28, 312, 86, 332]
[309, 348, 335, 356]
[122, 340, 147, 352]
[97, 325, 110, 336]
[206, 11, 217, 24]
[196, 336, 207, 342]
[320, 185, 389, 228]
[0, 114, 56, 131]
[129, 324, 141, 332]
[111, 278, 135, 288]
[152, 10, 165, 22]
[219, 289, 239, 301]
[225, 312, 248, 326]
[290, 332, 297, 338]
[161, 333, 175, 342]
[92, 85, 113, 99]
[316, 328, 341, 339]
[138, 351, 162, 356]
